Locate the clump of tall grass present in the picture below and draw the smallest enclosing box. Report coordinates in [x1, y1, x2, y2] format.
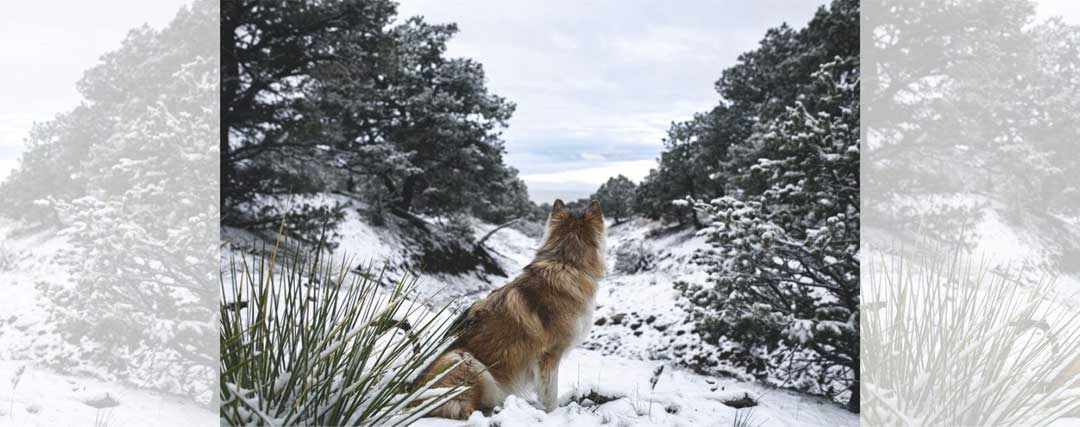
[862, 246, 1080, 425]
[0, 244, 15, 272]
[220, 239, 466, 426]
[732, 408, 765, 427]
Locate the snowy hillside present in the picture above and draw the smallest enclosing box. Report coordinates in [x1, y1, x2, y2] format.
[865, 193, 1080, 306]
[861, 193, 1080, 425]
[259, 207, 860, 426]
[0, 220, 71, 361]
[5, 205, 857, 426]
[414, 349, 855, 427]
[0, 218, 217, 426]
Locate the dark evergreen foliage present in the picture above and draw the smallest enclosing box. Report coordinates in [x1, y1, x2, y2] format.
[626, 0, 861, 410]
[220, 0, 532, 245]
[591, 175, 636, 225]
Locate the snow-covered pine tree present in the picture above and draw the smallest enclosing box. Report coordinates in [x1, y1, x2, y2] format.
[634, 0, 858, 231]
[634, 142, 706, 228]
[682, 54, 859, 411]
[30, 0, 218, 398]
[222, 0, 531, 245]
[592, 175, 637, 225]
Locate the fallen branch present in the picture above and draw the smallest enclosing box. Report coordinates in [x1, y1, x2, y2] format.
[475, 217, 522, 249]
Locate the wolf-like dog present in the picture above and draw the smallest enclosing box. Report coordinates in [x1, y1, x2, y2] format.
[418, 199, 605, 419]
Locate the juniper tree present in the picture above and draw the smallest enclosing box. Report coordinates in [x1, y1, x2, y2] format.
[635, 0, 857, 228]
[11, 0, 220, 396]
[592, 175, 636, 225]
[221, 0, 529, 240]
[683, 54, 860, 411]
[650, 0, 862, 410]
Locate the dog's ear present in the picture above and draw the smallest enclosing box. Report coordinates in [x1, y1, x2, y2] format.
[550, 199, 570, 221]
[586, 200, 603, 221]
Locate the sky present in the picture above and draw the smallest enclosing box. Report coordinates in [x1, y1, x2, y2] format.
[0, 1, 191, 182]
[394, 0, 830, 202]
[395, 0, 1080, 203]
[1036, 0, 1080, 22]
[0, 1, 1076, 199]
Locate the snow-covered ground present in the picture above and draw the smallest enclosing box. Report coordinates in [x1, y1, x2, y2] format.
[0, 218, 216, 426]
[867, 193, 1080, 306]
[862, 194, 1080, 424]
[350, 212, 859, 426]
[4, 206, 860, 426]
[0, 361, 214, 427]
[415, 349, 856, 427]
[0, 220, 70, 359]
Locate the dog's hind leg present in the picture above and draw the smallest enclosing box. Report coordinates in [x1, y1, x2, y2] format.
[417, 350, 486, 420]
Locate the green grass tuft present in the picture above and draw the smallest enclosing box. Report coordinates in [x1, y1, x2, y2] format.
[220, 237, 466, 426]
[863, 246, 1080, 426]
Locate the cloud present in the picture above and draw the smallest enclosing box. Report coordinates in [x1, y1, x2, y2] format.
[0, 1, 189, 181]
[521, 159, 658, 203]
[397, 0, 827, 198]
[1037, 0, 1080, 24]
[522, 159, 657, 186]
[0, 115, 34, 181]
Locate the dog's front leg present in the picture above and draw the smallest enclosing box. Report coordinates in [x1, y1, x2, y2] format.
[538, 351, 561, 412]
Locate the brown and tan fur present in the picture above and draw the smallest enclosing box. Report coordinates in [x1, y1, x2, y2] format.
[417, 199, 605, 419]
[1057, 353, 1080, 416]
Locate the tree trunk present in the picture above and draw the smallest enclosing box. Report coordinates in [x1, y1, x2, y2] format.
[690, 207, 703, 229]
[220, 0, 240, 221]
[399, 176, 417, 211]
[846, 365, 860, 413]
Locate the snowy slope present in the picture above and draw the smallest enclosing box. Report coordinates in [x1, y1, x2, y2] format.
[309, 212, 858, 426]
[582, 219, 713, 365]
[866, 193, 1080, 306]
[0, 220, 70, 361]
[0, 361, 214, 427]
[0, 218, 217, 425]
[414, 349, 857, 427]
[247, 208, 858, 425]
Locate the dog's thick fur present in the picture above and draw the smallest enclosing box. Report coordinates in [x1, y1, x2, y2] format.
[417, 199, 605, 419]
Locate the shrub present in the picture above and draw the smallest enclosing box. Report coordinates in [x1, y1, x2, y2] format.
[862, 246, 1080, 425]
[612, 240, 655, 274]
[220, 240, 468, 425]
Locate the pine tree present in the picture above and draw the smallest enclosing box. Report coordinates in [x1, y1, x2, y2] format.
[221, 0, 529, 243]
[684, 54, 860, 410]
[634, 0, 857, 228]
[18, 0, 219, 396]
[592, 175, 636, 225]
[651, 0, 861, 410]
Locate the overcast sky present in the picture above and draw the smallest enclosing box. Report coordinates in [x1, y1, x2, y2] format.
[395, 0, 833, 202]
[0, 1, 190, 182]
[0, 1, 1076, 198]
